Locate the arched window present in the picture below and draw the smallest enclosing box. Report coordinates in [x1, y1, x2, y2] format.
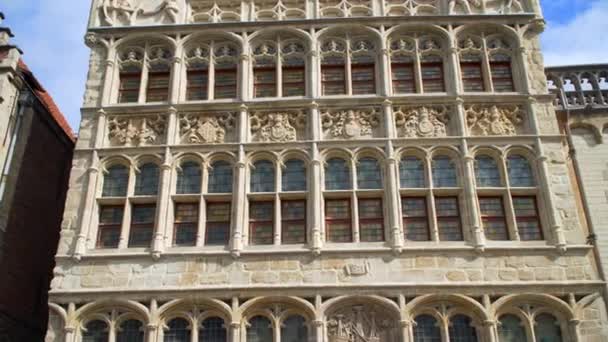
[117, 319, 144, 342]
[320, 37, 376, 96]
[208, 161, 233, 193]
[507, 155, 535, 187]
[103, 165, 129, 197]
[389, 34, 445, 94]
[281, 315, 308, 342]
[185, 45, 210, 101]
[497, 315, 527, 342]
[200, 317, 227, 342]
[253, 42, 278, 98]
[432, 156, 457, 188]
[247, 316, 273, 342]
[534, 314, 563, 342]
[357, 157, 382, 189]
[458, 34, 515, 93]
[118, 49, 144, 103]
[420, 54, 445, 93]
[213, 44, 239, 99]
[489, 53, 514, 92]
[475, 155, 501, 187]
[460, 52, 485, 92]
[413, 315, 441, 342]
[164, 318, 191, 342]
[400, 156, 425, 188]
[320, 39, 347, 95]
[185, 42, 239, 100]
[251, 160, 276, 193]
[448, 315, 478, 342]
[253, 39, 307, 98]
[135, 163, 160, 196]
[325, 158, 351, 190]
[82, 320, 109, 342]
[146, 47, 172, 102]
[281, 42, 306, 97]
[282, 159, 307, 191]
[176, 161, 202, 194]
[351, 51, 376, 95]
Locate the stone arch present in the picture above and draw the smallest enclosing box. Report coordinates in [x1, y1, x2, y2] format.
[570, 122, 603, 145]
[172, 152, 206, 168]
[321, 295, 401, 319]
[491, 293, 574, 322]
[396, 146, 429, 161]
[353, 146, 387, 162]
[75, 299, 151, 328]
[455, 23, 521, 49]
[206, 151, 238, 167]
[248, 27, 313, 49]
[386, 24, 451, 47]
[316, 24, 383, 46]
[158, 298, 233, 325]
[133, 154, 163, 170]
[406, 294, 488, 321]
[320, 148, 355, 163]
[182, 31, 244, 51]
[278, 148, 312, 165]
[237, 296, 316, 322]
[100, 154, 133, 172]
[115, 33, 178, 52]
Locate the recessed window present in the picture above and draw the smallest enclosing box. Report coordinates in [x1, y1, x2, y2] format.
[281, 316, 308, 342]
[177, 161, 202, 194]
[206, 202, 231, 245]
[420, 55, 445, 93]
[165, 318, 191, 342]
[214, 62, 238, 99]
[358, 198, 384, 242]
[249, 201, 274, 245]
[208, 161, 233, 193]
[325, 199, 352, 243]
[513, 196, 542, 241]
[146, 69, 171, 102]
[507, 155, 535, 187]
[432, 156, 457, 188]
[449, 315, 478, 341]
[402, 197, 430, 241]
[435, 197, 462, 241]
[97, 206, 124, 249]
[103, 165, 129, 197]
[174, 203, 199, 247]
[200, 317, 227, 342]
[490, 54, 514, 92]
[251, 160, 276, 193]
[460, 55, 485, 92]
[475, 155, 501, 187]
[351, 54, 376, 95]
[413, 315, 441, 342]
[498, 315, 528, 342]
[282, 159, 307, 192]
[186, 66, 209, 101]
[135, 163, 160, 196]
[400, 156, 425, 188]
[479, 197, 509, 240]
[82, 320, 109, 342]
[117, 320, 144, 342]
[281, 200, 307, 244]
[254, 65, 277, 98]
[118, 70, 142, 103]
[357, 157, 382, 189]
[282, 63, 306, 97]
[534, 314, 563, 342]
[247, 316, 273, 342]
[325, 158, 351, 190]
[128, 204, 156, 248]
[321, 55, 347, 95]
[391, 56, 416, 94]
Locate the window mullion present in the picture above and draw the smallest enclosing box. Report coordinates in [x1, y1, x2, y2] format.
[414, 44, 424, 93]
[346, 45, 353, 95]
[481, 38, 493, 92]
[351, 192, 360, 243]
[139, 49, 150, 104]
[274, 194, 281, 245]
[504, 189, 519, 241]
[428, 191, 439, 242]
[277, 42, 283, 98]
[209, 42, 216, 100]
[118, 200, 131, 249]
[197, 198, 207, 247]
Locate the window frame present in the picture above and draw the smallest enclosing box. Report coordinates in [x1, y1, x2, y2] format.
[325, 198, 353, 243]
[478, 196, 509, 241]
[249, 201, 276, 246]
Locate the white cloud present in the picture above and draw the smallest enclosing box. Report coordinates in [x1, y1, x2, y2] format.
[541, 0, 608, 66]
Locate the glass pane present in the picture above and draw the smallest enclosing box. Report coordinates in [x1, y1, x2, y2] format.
[534, 314, 562, 342]
[147, 72, 170, 102]
[326, 199, 352, 243]
[491, 62, 514, 92]
[254, 67, 277, 98]
[402, 198, 430, 241]
[214, 68, 238, 99]
[177, 162, 202, 194]
[359, 199, 384, 242]
[187, 70, 208, 101]
[461, 62, 484, 92]
[400, 156, 425, 188]
[352, 64, 375, 94]
[200, 317, 227, 342]
[421, 62, 445, 93]
[436, 198, 462, 241]
[281, 316, 308, 342]
[325, 158, 351, 190]
[82, 320, 109, 342]
[513, 197, 542, 241]
[498, 315, 527, 342]
[392, 63, 415, 93]
[98, 206, 123, 248]
[174, 203, 198, 247]
[135, 163, 160, 196]
[479, 197, 508, 240]
[282, 66, 306, 97]
[165, 318, 191, 342]
[250, 202, 274, 245]
[413, 315, 441, 342]
[129, 205, 156, 247]
[281, 199, 306, 243]
[209, 161, 233, 193]
[117, 320, 144, 342]
[247, 316, 273, 342]
[103, 165, 129, 197]
[449, 315, 478, 342]
[507, 155, 535, 187]
[432, 156, 457, 188]
[322, 65, 346, 95]
[357, 157, 382, 189]
[206, 203, 231, 245]
[251, 161, 275, 193]
[119, 72, 141, 103]
[282, 159, 307, 191]
[475, 156, 501, 187]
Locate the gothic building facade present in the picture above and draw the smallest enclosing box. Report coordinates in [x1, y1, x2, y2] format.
[47, 0, 608, 341]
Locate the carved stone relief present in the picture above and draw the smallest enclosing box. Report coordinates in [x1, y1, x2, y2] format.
[321, 109, 381, 140]
[327, 304, 399, 342]
[394, 106, 450, 138]
[189, 0, 242, 23]
[179, 113, 236, 144]
[465, 105, 524, 136]
[449, 0, 524, 14]
[107, 115, 166, 146]
[250, 111, 307, 142]
[99, 0, 182, 26]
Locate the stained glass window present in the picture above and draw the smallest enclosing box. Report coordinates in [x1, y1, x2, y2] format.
[358, 198, 384, 242]
[497, 315, 527, 342]
[164, 318, 191, 342]
[281, 315, 308, 342]
[174, 203, 198, 247]
[402, 197, 430, 241]
[82, 320, 109, 342]
[413, 315, 441, 342]
[507, 155, 535, 187]
[479, 197, 509, 240]
[282, 201, 307, 244]
[513, 197, 543, 241]
[206, 202, 231, 245]
[249, 202, 274, 245]
[200, 317, 227, 342]
[247, 316, 273, 342]
[325, 199, 352, 242]
[436, 197, 462, 241]
[449, 315, 478, 342]
[282, 159, 307, 192]
[432, 156, 457, 188]
[534, 314, 563, 342]
[117, 319, 144, 342]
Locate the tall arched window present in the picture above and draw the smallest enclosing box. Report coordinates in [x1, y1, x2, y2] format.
[117, 319, 145, 342]
[252, 38, 307, 98]
[320, 39, 347, 95]
[251, 160, 276, 193]
[118, 49, 144, 103]
[103, 165, 129, 197]
[357, 157, 382, 189]
[82, 320, 109, 342]
[185, 42, 239, 100]
[507, 155, 534, 187]
[281, 315, 308, 342]
[448, 315, 478, 342]
[208, 161, 233, 193]
[325, 158, 351, 190]
[135, 163, 160, 196]
[146, 47, 173, 102]
[253, 42, 278, 98]
[214, 44, 239, 99]
[489, 53, 514, 92]
[432, 156, 457, 188]
[389, 34, 445, 94]
[400, 156, 425, 188]
[282, 42, 306, 97]
[200, 317, 227, 342]
[320, 36, 376, 96]
[164, 318, 191, 342]
[497, 315, 527, 342]
[413, 315, 441, 342]
[247, 316, 273, 342]
[282, 159, 307, 191]
[176, 161, 202, 194]
[534, 314, 563, 342]
[475, 155, 501, 187]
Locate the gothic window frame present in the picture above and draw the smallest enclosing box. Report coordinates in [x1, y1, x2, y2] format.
[172, 157, 204, 248]
[254, 0, 308, 21]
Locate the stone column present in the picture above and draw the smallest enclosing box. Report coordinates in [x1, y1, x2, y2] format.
[312, 319, 324, 342]
[231, 146, 247, 256]
[386, 141, 404, 253]
[378, 27, 390, 97]
[447, 37, 461, 96]
[100, 50, 116, 107]
[569, 319, 581, 342]
[400, 320, 412, 342]
[74, 151, 100, 259]
[483, 320, 498, 342]
[146, 323, 159, 342]
[169, 41, 183, 104]
[230, 322, 241, 342]
[240, 33, 250, 101]
[94, 109, 107, 149]
[152, 147, 173, 258]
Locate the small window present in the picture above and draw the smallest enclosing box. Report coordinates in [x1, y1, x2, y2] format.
[186, 67, 209, 101]
[507, 155, 535, 187]
[117, 320, 144, 342]
[206, 202, 231, 245]
[282, 61, 306, 97]
[82, 320, 109, 342]
[351, 54, 376, 95]
[247, 316, 273, 342]
[513, 197, 542, 241]
[282, 159, 307, 192]
[281, 315, 308, 342]
[200, 317, 227, 342]
[449, 315, 478, 342]
[432, 156, 457, 188]
[534, 314, 562, 342]
[165, 318, 191, 342]
[421, 56, 445, 93]
[176, 162, 202, 194]
[391, 56, 415, 94]
[402, 197, 430, 241]
[97, 206, 124, 249]
[282, 200, 307, 244]
[325, 199, 352, 242]
[322, 56, 346, 95]
[135, 163, 160, 196]
[146, 70, 171, 102]
[490, 55, 514, 92]
[249, 201, 274, 245]
[497, 315, 527, 342]
[129, 204, 156, 248]
[475, 155, 501, 187]
[251, 160, 276, 193]
[103, 165, 129, 197]
[461, 56, 485, 92]
[118, 71, 141, 103]
[174, 203, 199, 247]
[413, 315, 441, 342]
[479, 197, 509, 240]
[254, 65, 277, 98]
[325, 158, 351, 190]
[400, 156, 425, 188]
[358, 198, 384, 242]
[208, 161, 233, 193]
[435, 197, 462, 241]
[357, 157, 382, 189]
[214, 63, 238, 99]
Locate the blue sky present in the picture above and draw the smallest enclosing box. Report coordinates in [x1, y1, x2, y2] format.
[2, 0, 607, 132]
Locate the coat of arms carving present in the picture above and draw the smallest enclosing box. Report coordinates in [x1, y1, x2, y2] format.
[250, 112, 306, 142]
[321, 109, 380, 139]
[394, 106, 449, 138]
[465, 105, 523, 136]
[179, 113, 235, 144]
[107, 115, 166, 146]
[327, 305, 397, 342]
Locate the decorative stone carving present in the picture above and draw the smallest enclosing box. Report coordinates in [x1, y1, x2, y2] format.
[321, 109, 380, 139]
[344, 262, 370, 277]
[327, 305, 398, 342]
[250, 111, 306, 142]
[107, 115, 166, 146]
[450, 0, 524, 14]
[100, 0, 181, 27]
[465, 105, 524, 136]
[394, 106, 449, 138]
[385, 0, 438, 16]
[189, 0, 241, 23]
[179, 113, 236, 144]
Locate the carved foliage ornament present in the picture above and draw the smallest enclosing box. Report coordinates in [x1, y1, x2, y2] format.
[250, 112, 306, 142]
[322, 109, 380, 139]
[327, 305, 397, 342]
[180, 113, 235, 144]
[108, 115, 166, 146]
[465, 105, 523, 136]
[394, 106, 449, 138]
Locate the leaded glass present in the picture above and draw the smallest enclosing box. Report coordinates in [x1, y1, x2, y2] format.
[200, 317, 227, 342]
[174, 203, 198, 247]
[513, 197, 543, 241]
[282, 159, 307, 191]
[97, 206, 124, 248]
[165, 318, 191, 342]
[436, 197, 462, 241]
[357, 157, 382, 189]
[432, 156, 457, 188]
[400, 156, 425, 188]
[129, 204, 156, 248]
[402, 197, 430, 241]
[249, 202, 274, 245]
[117, 319, 144, 342]
[135, 163, 159, 196]
[103, 165, 129, 197]
[358, 198, 384, 242]
[325, 158, 351, 190]
[449, 315, 478, 342]
[206, 202, 231, 245]
[479, 197, 509, 240]
[282, 201, 307, 244]
[413, 315, 441, 342]
[497, 315, 527, 342]
[247, 316, 273, 342]
[281, 315, 308, 342]
[534, 314, 562, 342]
[251, 160, 275, 193]
[326, 199, 352, 242]
[177, 162, 202, 194]
[208, 161, 233, 193]
[475, 155, 501, 187]
[507, 155, 535, 187]
[82, 320, 109, 342]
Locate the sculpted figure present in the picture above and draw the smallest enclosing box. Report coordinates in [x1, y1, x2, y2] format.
[139, 0, 180, 23]
[500, 0, 523, 13]
[101, 0, 137, 25]
[449, 0, 481, 13]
